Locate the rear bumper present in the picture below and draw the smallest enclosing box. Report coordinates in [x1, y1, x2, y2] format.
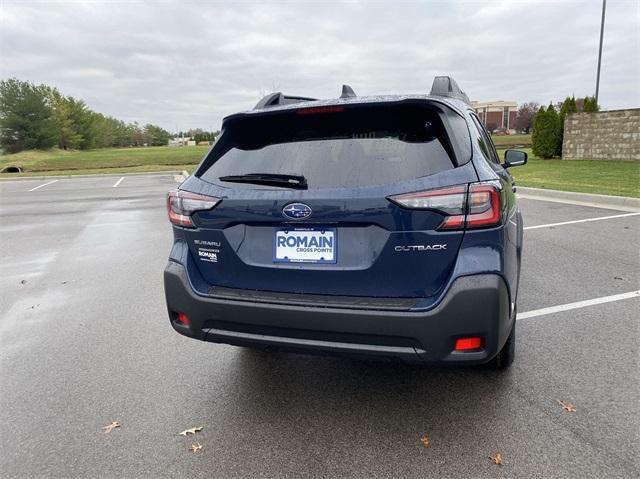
[164, 261, 513, 364]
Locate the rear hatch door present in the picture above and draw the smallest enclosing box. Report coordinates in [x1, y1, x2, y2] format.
[181, 101, 477, 299]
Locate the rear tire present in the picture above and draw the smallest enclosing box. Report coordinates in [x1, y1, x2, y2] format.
[491, 315, 516, 370]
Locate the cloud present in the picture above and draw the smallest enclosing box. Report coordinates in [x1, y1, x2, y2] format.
[1, 0, 638, 131]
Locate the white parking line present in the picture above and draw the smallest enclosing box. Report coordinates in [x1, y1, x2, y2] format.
[28, 180, 58, 192]
[87, 221, 140, 227]
[519, 290, 640, 320]
[524, 212, 640, 231]
[112, 177, 125, 188]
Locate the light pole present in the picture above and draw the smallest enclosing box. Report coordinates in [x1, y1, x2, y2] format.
[595, 0, 607, 104]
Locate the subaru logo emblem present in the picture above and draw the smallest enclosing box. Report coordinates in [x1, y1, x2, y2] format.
[282, 203, 312, 220]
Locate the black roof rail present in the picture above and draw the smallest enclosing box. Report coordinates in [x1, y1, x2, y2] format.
[340, 84, 356, 99]
[429, 76, 471, 105]
[254, 92, 317, 110]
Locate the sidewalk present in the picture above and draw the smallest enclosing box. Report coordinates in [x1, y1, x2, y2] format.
[517, 186, 640, 212]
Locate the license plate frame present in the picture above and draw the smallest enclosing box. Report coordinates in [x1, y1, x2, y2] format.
[273, 228, 337, 264]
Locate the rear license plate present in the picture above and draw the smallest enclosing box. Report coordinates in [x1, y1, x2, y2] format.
[274, 228, 336, 264]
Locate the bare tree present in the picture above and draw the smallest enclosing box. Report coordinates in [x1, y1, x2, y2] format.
[514, 102, 540, 134]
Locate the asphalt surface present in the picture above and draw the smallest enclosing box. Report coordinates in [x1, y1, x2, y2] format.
[0, 174, 638, 479]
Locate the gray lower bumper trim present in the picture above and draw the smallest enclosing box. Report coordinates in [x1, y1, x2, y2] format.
[205, 327, 426, 356]
[164, 261, 513, 364]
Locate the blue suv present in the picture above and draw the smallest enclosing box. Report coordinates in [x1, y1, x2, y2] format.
[164, 76, 527, 369]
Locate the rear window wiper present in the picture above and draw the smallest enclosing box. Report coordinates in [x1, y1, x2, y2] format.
[218, 173, 308, 189]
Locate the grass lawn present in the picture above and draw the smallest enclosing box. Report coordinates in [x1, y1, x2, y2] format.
[491, 133, 531, 148]
[0, 145, 208, 176]
[510, 149, 640, 198]
[2, 143, 638, 198]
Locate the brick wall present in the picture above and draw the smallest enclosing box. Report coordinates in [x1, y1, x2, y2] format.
[562, 109, 640, 160]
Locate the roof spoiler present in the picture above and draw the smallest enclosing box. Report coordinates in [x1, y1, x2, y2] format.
[254, 84, 357, 110]
[430, 76, 471, 105]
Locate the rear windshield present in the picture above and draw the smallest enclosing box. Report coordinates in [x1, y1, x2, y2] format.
[200, 104, 466, 189]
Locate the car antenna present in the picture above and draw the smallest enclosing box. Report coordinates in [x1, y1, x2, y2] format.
[340, 84, 357, 99]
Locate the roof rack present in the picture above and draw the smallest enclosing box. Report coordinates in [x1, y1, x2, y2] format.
[253, 92, 317, 110]
[429, 76, 471, 105]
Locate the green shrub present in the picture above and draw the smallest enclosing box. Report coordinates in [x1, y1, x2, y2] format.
[583, 96, 600, 112]
[532, 103, 560, 159]
[0, 78, 57, 153]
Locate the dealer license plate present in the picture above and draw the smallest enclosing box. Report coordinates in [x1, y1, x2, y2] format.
[274, 228, 336, 264]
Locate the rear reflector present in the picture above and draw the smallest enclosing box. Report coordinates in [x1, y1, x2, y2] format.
[167, 190, 220, 228]
[454, 337, 483, 351]
[176, 312, 190, 326]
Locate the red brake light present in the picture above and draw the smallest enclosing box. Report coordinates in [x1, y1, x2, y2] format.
[466, 183, 501, 229]
[166, 190, 220, 228]
[454, 337, 483, 351]
[296, 106, 345, 115]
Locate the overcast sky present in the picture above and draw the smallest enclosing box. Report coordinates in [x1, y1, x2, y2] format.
[1, 0, 638, 132]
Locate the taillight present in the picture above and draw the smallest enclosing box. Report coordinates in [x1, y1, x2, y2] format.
[387, 182, 503, 230]
[166, 190, 220, 228]
[466, 183, 502, 229]
[388, 185, 466, 214]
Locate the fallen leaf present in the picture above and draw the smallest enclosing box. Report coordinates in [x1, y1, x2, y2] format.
[489, 452, 503, 465]
[102, 421, 120, 433]
[190, 443, 203, 453]
[419, 435, 430, 448]
[557, 400, 576, 412]
[20, 280, 27, 285]
[178, 426, 203, 436]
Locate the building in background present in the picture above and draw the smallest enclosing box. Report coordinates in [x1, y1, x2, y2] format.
[472, 101, 518, 133]
[168, 137, 196, 147]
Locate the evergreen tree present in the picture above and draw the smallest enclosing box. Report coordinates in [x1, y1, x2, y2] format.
[557, 96, 578, 156]
[144, 124, 170, 146]
[67, 98, 98, 149]
[531, 105, 544, 156]
[0, 78, 57, 153]
[42, 87, 84, 150]
[1, 78, 216, 153]
[128, 122, 144, 147]
[532, 103, 559, 159]
[583, 96, 600, 112]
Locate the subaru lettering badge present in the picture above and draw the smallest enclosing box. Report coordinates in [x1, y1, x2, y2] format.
[282, 203, 312, 220]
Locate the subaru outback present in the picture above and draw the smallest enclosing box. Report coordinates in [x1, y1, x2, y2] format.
[164, 76, 527, 369]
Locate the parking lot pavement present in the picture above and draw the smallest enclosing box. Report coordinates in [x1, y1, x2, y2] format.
[1, 175, 638, 478]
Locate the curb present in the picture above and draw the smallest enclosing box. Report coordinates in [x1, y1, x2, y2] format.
[517, 187, 640, 212]
[0, 170, 184, 181]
